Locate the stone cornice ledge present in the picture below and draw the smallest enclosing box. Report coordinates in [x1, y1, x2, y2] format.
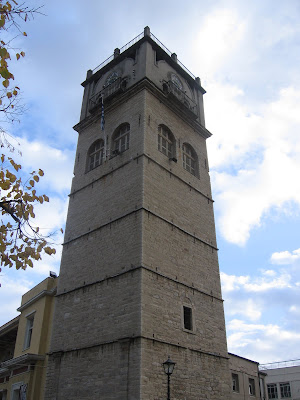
[0, 353, 45, 371]
[17, 287, 57, 312]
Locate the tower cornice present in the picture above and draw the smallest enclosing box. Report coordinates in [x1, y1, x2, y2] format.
[74, 77, 211, 139]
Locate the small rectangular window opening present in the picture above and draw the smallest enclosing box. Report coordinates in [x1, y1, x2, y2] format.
[267, 383, 278, 399]
[24, 315, 34, 349]
[280, 382, 291, 398]
[232, 373, 239, 392]
[0, 390, 7, 400]
[183, 306, 193, 331]
[249, 378, 256, 396]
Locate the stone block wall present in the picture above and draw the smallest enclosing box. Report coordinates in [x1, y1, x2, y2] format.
[45, 338, 141, 400]
[141, 339, 231, 400]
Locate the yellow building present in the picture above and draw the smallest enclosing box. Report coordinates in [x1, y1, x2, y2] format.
[0, 276, 57, 400]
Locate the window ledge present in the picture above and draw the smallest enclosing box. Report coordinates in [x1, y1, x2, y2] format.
[182, 328, 196, 335]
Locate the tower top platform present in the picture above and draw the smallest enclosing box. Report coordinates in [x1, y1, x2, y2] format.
[82, 26, 206, 95]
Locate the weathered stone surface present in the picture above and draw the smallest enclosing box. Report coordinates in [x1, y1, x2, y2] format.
[44, 33, 231, 400]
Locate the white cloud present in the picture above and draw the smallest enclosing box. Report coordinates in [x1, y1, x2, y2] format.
[227, 319, 300, 362]
[0, 276, 33, 326]
[14, 136, 75, 193]
[270, 248, 300, 265]
[262, 270, 277, 277]
[225, 298, 262, 322]
[289, 305, 300, 315]
[206, 84, 300, 245]
[221, 271, 292, 294]
[32, 196, 68, 236]
[193, 8, 246, 79]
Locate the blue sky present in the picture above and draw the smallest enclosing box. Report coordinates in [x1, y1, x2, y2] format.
[1, 0, 300, 364]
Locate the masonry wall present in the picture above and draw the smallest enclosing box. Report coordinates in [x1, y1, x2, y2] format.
[57, 90, 146, 293]
[45, 33, 231, 399]
[229, 354, 261, 400]
[141, 267, 227, 354]
[45, 338, 141, 400]
[50, 269, 142, 353]
[141, 339, 230, 400]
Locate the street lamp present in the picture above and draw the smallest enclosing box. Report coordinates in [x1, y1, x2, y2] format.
[162, 356, 176, 400]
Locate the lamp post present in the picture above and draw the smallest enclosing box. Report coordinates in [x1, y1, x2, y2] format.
[162, 356, 176, 400]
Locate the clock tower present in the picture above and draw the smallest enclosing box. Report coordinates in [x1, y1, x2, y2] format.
[45, 27, 231, 400]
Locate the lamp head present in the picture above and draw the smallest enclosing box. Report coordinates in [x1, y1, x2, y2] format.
[163, 356, 176, 376]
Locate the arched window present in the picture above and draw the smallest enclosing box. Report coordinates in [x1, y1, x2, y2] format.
[182, 143, 198, 176]
[87, 139, 104, 171]
[112, 123, 130, 154]
[158, 125, 175, 158]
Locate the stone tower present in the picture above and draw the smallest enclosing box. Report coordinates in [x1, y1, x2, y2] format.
[45, 27, 231, 400]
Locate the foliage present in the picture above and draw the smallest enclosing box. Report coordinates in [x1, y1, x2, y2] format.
[1, 1, 28, 122]
[0, 1, 57, 270]
[0, 154, 56, 269]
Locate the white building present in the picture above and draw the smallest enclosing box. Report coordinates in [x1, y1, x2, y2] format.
[260, 360, 300, 400]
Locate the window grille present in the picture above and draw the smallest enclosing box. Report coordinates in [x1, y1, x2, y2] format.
[113, 124, 130, 153]
[88, 140, 104, 171]
[158, 125, 175, 158]
[182, 143, 197, 176]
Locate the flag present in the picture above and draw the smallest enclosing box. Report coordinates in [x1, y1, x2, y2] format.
[101, 96, 105, 131]
[100, 96, 107, 161]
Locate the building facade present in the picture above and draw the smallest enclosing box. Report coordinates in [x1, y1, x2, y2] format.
[260, 362, 300, 400]
[0, 276, 57, 400]
[44, 27, 231, 399]
[229, 353, 267, 400]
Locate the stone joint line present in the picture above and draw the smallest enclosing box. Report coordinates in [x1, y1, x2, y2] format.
[48, 334, 228, 361]
[70, 153, 213, 203]
[56, 264, 223, 303]
[63, 206, 218, 251]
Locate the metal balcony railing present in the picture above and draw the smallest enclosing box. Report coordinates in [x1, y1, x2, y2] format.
[92, 32, 144, 74]
[260, 359, 300, 370]
[89, 77, 125, 110]
[163, 80, 197, 115]
[92, 29, 196, 81]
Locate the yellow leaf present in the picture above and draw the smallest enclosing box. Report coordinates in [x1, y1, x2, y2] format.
[6, 91, 12, 98]
[16, 260, 23, 269]
[43, 194, 49, 202]
[16, 53, 20, 60]
[29, 179, 34, 187]
[38, 169, 44, 176]
[23, 32, 27, 37]
[2, 79, 9, 88]
[60, 228, 64, 234]
[33, 175, 39, 182]
[1, 154, 4, 163]
[0, 181, 10, 190]
[44, 246, 56, 255]
[20, 52, 25, 57]
[13, 89, 17, 95]
[6, 170, 17, 182]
